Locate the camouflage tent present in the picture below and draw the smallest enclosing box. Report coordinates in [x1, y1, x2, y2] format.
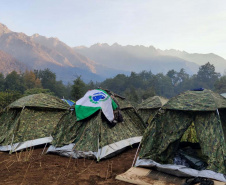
[137, 96, 168, 124]
[136, 89, 226, 182]
[47, 91, 146, 161]
[0, 93, 69, 152]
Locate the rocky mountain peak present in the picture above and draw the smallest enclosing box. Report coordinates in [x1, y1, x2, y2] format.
[0, 23, 12, 36]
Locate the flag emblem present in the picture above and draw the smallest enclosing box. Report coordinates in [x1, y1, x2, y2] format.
[89, 92, 109, 104]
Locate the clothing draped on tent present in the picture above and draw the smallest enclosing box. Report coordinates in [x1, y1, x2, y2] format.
[75, 89, 118, 122]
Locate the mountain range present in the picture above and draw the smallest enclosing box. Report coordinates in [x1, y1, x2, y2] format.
[0, 22, 226, 83]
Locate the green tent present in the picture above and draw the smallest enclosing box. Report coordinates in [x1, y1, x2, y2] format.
[47, 91, 146, 161]
[0, 93, 69, 152]
[136, 89, 226, 181]
[137, 96, 168, 124]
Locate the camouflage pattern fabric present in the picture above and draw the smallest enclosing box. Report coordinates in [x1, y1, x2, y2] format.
[137, 108, 159, 124]
[0, 109, 21, 145]
[219, 109, 226, 142]
[8, 93, 69, 110]
[51, 108, 146, 154]
[139, 110, 193, 163]
[137, 96, 168, 124]
[181, 122, 199, 143]
[194, 112, 226, 173]
[99, 108, 146, 148]
[51, 111, 81, 147]
[0, 94, 69, 147]
[0, 108, 66, 145]
[139, 109, 226, 174]
[113, 96, 133, 109]
[138, 96, 168, 109]
[164, 89, 226, 111]
[12, 108, 66, 144]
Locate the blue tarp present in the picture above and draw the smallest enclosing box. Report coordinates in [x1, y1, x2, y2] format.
[62, 99, 75, 106]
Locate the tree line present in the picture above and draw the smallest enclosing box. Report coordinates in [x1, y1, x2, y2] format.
[0, 62, 226, 110]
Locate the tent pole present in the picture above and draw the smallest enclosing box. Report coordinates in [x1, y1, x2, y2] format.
[131, 142, 141, 167]
[216, 108, 226, 146]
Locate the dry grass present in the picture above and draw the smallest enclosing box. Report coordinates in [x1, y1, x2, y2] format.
[0, 147, 136, 185]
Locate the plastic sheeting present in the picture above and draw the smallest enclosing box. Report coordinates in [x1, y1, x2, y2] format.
[135, 158, 226, 182]
[47, 136, 142, 160]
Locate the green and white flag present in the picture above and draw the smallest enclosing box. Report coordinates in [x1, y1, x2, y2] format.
[75, 89, 118, 122]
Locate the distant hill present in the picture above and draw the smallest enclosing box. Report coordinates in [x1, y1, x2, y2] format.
[74, 43, 226, 75]
[31, 34, 129, 81]
[0, 23, 102, 82]
[158, 49, 226, 74]
[1, 22, 226, 84]
[0, 23, 129, 83]
[74, 43, 198, 75]
[0, 50, 28, 75]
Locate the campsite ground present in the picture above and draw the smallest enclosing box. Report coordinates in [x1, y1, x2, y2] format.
[0, 147, 135, 185]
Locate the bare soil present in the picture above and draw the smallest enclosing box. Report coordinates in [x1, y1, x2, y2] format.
[0, 147, 136, 185]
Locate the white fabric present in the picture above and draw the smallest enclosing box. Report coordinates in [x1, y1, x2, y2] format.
[76, 89, 114, 122]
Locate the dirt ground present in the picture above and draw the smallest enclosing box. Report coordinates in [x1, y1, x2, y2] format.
[0, 146, 136, 185]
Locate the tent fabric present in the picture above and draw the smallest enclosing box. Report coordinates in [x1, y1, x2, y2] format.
[138, 90, 226, 175]
[137, 96, 168, 124]
[137, 108, 159, 124]
[8, 93, 69, 110]
[194, 112, 226, 173]
[139, 110, 193, 163]
[0, 94, 69, 152]
[48, 92, 146, 160]
[164, 89, 226, 111]
[138, 96, 168, 109]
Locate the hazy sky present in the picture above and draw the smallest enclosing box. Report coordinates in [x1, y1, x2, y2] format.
[1, 0, 226, 58]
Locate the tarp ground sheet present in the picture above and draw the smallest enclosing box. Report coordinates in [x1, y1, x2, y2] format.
[51, 108, 146, 158]
[139, 109, 226, 174]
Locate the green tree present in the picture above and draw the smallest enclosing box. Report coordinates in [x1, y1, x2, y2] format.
[0, 90, 22, 110]
[35, 69, 57, 94]
[71, 76, 87, 101]
[124, 86, 139, 104]
[5, 71, 25, 93]
[0, 73, 5, 91]
[195, 62, 220, 89]
[214, 75, 226, 93]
